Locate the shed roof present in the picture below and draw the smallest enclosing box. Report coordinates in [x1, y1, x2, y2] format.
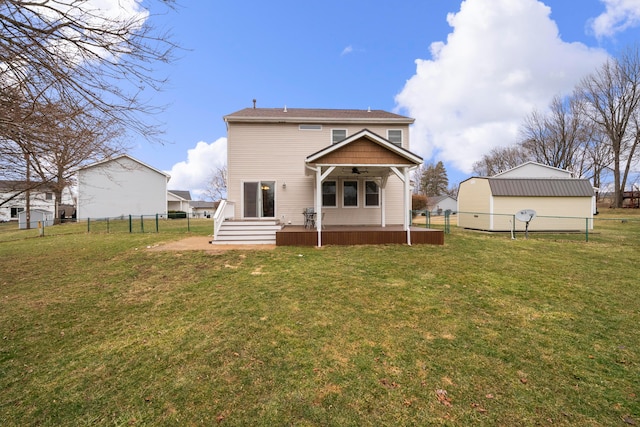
[488, 178, 594, 197]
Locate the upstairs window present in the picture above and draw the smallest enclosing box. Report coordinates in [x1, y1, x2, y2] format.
[388, 129, 402, 146]
[332, 129, 347, 144]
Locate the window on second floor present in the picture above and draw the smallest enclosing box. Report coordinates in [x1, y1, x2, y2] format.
[45, 192, 53, 200]
[332, 129, 347, 144]
[388, 129, 402, 146]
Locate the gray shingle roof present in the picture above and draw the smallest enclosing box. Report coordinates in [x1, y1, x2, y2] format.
[224, 108, 414, 123]
[168, 190, 192, 200]
[488, 178, 594, 197]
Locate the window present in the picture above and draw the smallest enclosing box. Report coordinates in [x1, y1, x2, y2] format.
[365, 181, 379, 207]
[388, 129, 402, 146]
[332, 129, 347, 144]
[10, 207, 23, 218]
[299, 124, 322, 130]
[343, 180, 358, 207]
[45, 192, 53, 200]
[322, 181, 336, 207]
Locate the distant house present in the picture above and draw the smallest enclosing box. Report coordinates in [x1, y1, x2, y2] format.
[191, 200, 217, 218]
[76, 154, 170, 219]
[168, 190, 192, 213]
[427, 195, 457, 215]
[0, 180, 73, 223]
[457, 163, 595, 232]
[493, 161, 573, 179]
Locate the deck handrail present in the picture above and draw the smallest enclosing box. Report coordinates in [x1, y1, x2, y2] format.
[212, 200, 234, 240]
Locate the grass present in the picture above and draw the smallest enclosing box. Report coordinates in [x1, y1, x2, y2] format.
[0, 212, 639, 425]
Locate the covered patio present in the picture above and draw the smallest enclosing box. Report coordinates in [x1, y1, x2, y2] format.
[304, 129, 428, 247]
[276, 225, 444, 246]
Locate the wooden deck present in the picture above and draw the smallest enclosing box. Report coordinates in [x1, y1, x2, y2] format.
[276, 225, 444, 246]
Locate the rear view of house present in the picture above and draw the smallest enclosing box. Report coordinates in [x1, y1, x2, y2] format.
[217, 106, 443, 246]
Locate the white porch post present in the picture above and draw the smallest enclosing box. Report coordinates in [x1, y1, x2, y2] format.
[316, 167, 322, 247]
[404, 167, 411, 245]
[380, 175, 389, 227]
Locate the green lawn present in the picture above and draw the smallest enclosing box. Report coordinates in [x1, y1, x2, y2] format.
[0, 213, 638, 426]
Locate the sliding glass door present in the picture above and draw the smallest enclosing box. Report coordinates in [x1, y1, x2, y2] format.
[243, 181, 275, 218]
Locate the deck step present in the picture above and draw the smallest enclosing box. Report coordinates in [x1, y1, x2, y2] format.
[214, 220, 281, 244]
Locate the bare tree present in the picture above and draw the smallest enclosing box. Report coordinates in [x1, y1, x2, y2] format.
[519, 95, 590, 174]
[577, 45, 640, 207]
[204, 165, 228, 201]
[472, 145, 531, 176]
[1, 0, 178, 218]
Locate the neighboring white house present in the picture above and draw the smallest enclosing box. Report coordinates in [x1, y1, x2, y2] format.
[76, 154, 170, 219]
[191, 200, 217, 218]
[457, 163, 595, 232]
[168, 190, 192, 213]
[493, 161, 573, 179]
[427, 195, 457, 215]
[0, 180, 74, 223]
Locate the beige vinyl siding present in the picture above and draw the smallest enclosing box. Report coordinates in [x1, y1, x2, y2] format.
[227, 122, 410, 225]
[492, 196, 593, 231]
[457, 178, 491, 229]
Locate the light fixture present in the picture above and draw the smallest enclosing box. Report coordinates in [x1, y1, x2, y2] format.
[282, 182, 286, 189]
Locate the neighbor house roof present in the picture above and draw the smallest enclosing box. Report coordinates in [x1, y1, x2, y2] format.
[0, 180, 56, 192]
[427, 195, 456, 205]
[168, 190, 192, 201]
[191, 201, 217, 209]
[224, 107, 414, 124]
[488, 178, 594, 197]
[77, 154, 171, 180]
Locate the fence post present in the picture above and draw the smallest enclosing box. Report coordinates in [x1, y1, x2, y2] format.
[129, 215, 132, 233]
[585, 217, 589, 242]
[187, 213, 190, 232]
[87, 218, 90, 233]
[444, 211, 450, 234]
[141, 215, 144, 233]
[156, 214, 159, 233]
[426, 210, 431, 228]
[107, 218, 110, 233]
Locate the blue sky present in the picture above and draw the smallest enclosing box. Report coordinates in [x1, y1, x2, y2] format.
[125, 0, 640, 198]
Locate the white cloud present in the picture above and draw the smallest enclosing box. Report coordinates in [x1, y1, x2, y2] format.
[167, 138, 227, 200]
[590, 0, 640, 38]
[341, 45, 354, 56]
[395, 0, 609, 175]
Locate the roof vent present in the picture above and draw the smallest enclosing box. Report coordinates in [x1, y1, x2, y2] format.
[283, 105, 287, 112]
[252, 99, 256, 109]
